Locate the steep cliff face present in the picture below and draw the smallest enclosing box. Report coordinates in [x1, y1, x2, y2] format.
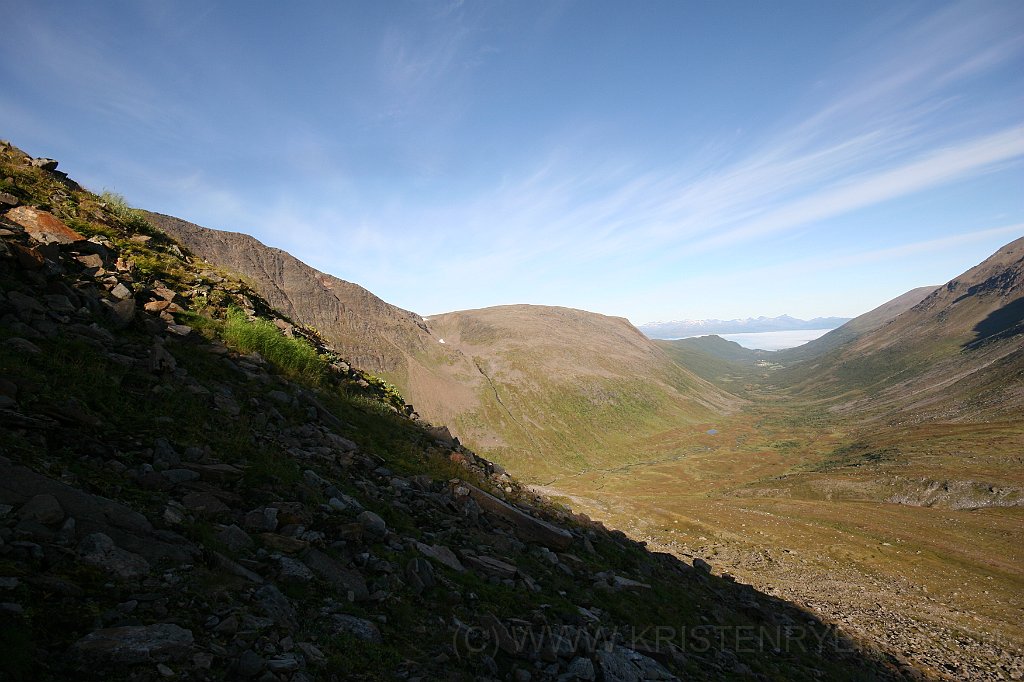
[145, 212, 433, 373]
[144, 211, 485, 426]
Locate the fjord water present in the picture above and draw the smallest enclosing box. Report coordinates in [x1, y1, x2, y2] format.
[709, 328, 835, 351]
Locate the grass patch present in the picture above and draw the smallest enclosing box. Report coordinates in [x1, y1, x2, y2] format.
[99, 191, 152, 233]
[221, 307, 326, 383]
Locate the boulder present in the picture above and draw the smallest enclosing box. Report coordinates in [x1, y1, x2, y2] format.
[78, 532, 151, 579]
[415, 542, 465, 572]
[0, 457, 196, 565]
[17, 494, 64, 525]
[594, 646, 678, 682]
[466, 555, 517, 580]
[254, 584, 297, 629]
[330, 614, 382, 644]
[356, 510, 387, 539]
[6, 206, 84, 244]
[461, 483, 573, 550]
[481, 613, 520, 655]
[214, 524, 254, 553]
[72, 623, 193, 664]
[404, 557, 435, 594]
[301, 548, 369, 601]
[4, 337, 41, 355]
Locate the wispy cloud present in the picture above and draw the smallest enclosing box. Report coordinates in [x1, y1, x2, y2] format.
[389, 2, 1024, 275]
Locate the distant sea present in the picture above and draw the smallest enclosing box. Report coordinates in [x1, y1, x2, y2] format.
[715, 328, 834, 351]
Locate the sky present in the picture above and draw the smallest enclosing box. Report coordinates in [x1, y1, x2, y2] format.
[1, 0, 1022, 324]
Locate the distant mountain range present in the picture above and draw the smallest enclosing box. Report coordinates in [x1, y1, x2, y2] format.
[638, 314, 851, 339]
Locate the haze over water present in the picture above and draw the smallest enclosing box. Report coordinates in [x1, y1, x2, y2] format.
[718, 328, 834, 351]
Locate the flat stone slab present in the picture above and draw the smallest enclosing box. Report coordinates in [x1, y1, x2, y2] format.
[6, 206, 85, 244]
[462, 483, 573, 550]
[72, 623, 194, 664]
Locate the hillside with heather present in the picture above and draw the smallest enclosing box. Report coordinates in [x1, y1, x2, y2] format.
[3, 139, 1023, 681]
[1, 143, 934, 682]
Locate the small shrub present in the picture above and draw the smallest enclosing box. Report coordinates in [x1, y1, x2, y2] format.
[100, 190, 151, 232]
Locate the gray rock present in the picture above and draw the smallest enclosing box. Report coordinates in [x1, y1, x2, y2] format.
[331, 614, 382, 643]
[153, 438, 180, 467]
[267, 654, 301, 673]
[7, 291, 45, 316]
[103, 297, 135, 328]
[461, 483, 573, 550]
[78, 532, 151, 579]
[693, 558, 712, 574]
[566, 656, 596, 680]
[72, 623, 194, 664]
[301, 548, 369, 601]
[481, 613, 519, 655]
[278, 556, 314, 584]
[181, 492, 230, 517]
[31, 157, 59, 171]
[296, 642, 325, 666]
[162, 469, 199, 485]
[110, 282, 133, 300]
[356, 510, 387, 539]
[215, 524, 254, 553]
[213, 392, 240, 416]
[18, 493, 64, 525]
[244, 507, 278, 532]
[237, 649, 265, 677]
[56, 517, 77, 545]
[254, 584, 297, 628]
[466, 555, 517, 579]
[594, 646, 678, 682]
[43, 294, 75, 313]
[4, 337, 41, 355]
[405, 557, 435, 594]
[415, 542, 465, 572]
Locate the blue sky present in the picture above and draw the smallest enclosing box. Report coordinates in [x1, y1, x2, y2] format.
[1, 1, 1022, 323]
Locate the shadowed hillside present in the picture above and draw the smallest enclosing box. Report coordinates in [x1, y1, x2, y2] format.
[146, 215, 738, 482]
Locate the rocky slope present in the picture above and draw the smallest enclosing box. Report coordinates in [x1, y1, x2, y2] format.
[777, 239, 1024, 422]
[776, 286, 939, 364]
[0, 141, 927, 681]
[143, 214, 736, 483]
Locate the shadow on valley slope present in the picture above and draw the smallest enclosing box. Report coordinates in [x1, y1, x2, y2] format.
[964, 296, 1024, 349]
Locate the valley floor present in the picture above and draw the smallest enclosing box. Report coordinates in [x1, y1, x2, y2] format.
[535, 397, 1024, 681]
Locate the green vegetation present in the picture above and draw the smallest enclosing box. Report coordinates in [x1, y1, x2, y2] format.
[221, 307, 326, 383]
[98, 191, 150, 230]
